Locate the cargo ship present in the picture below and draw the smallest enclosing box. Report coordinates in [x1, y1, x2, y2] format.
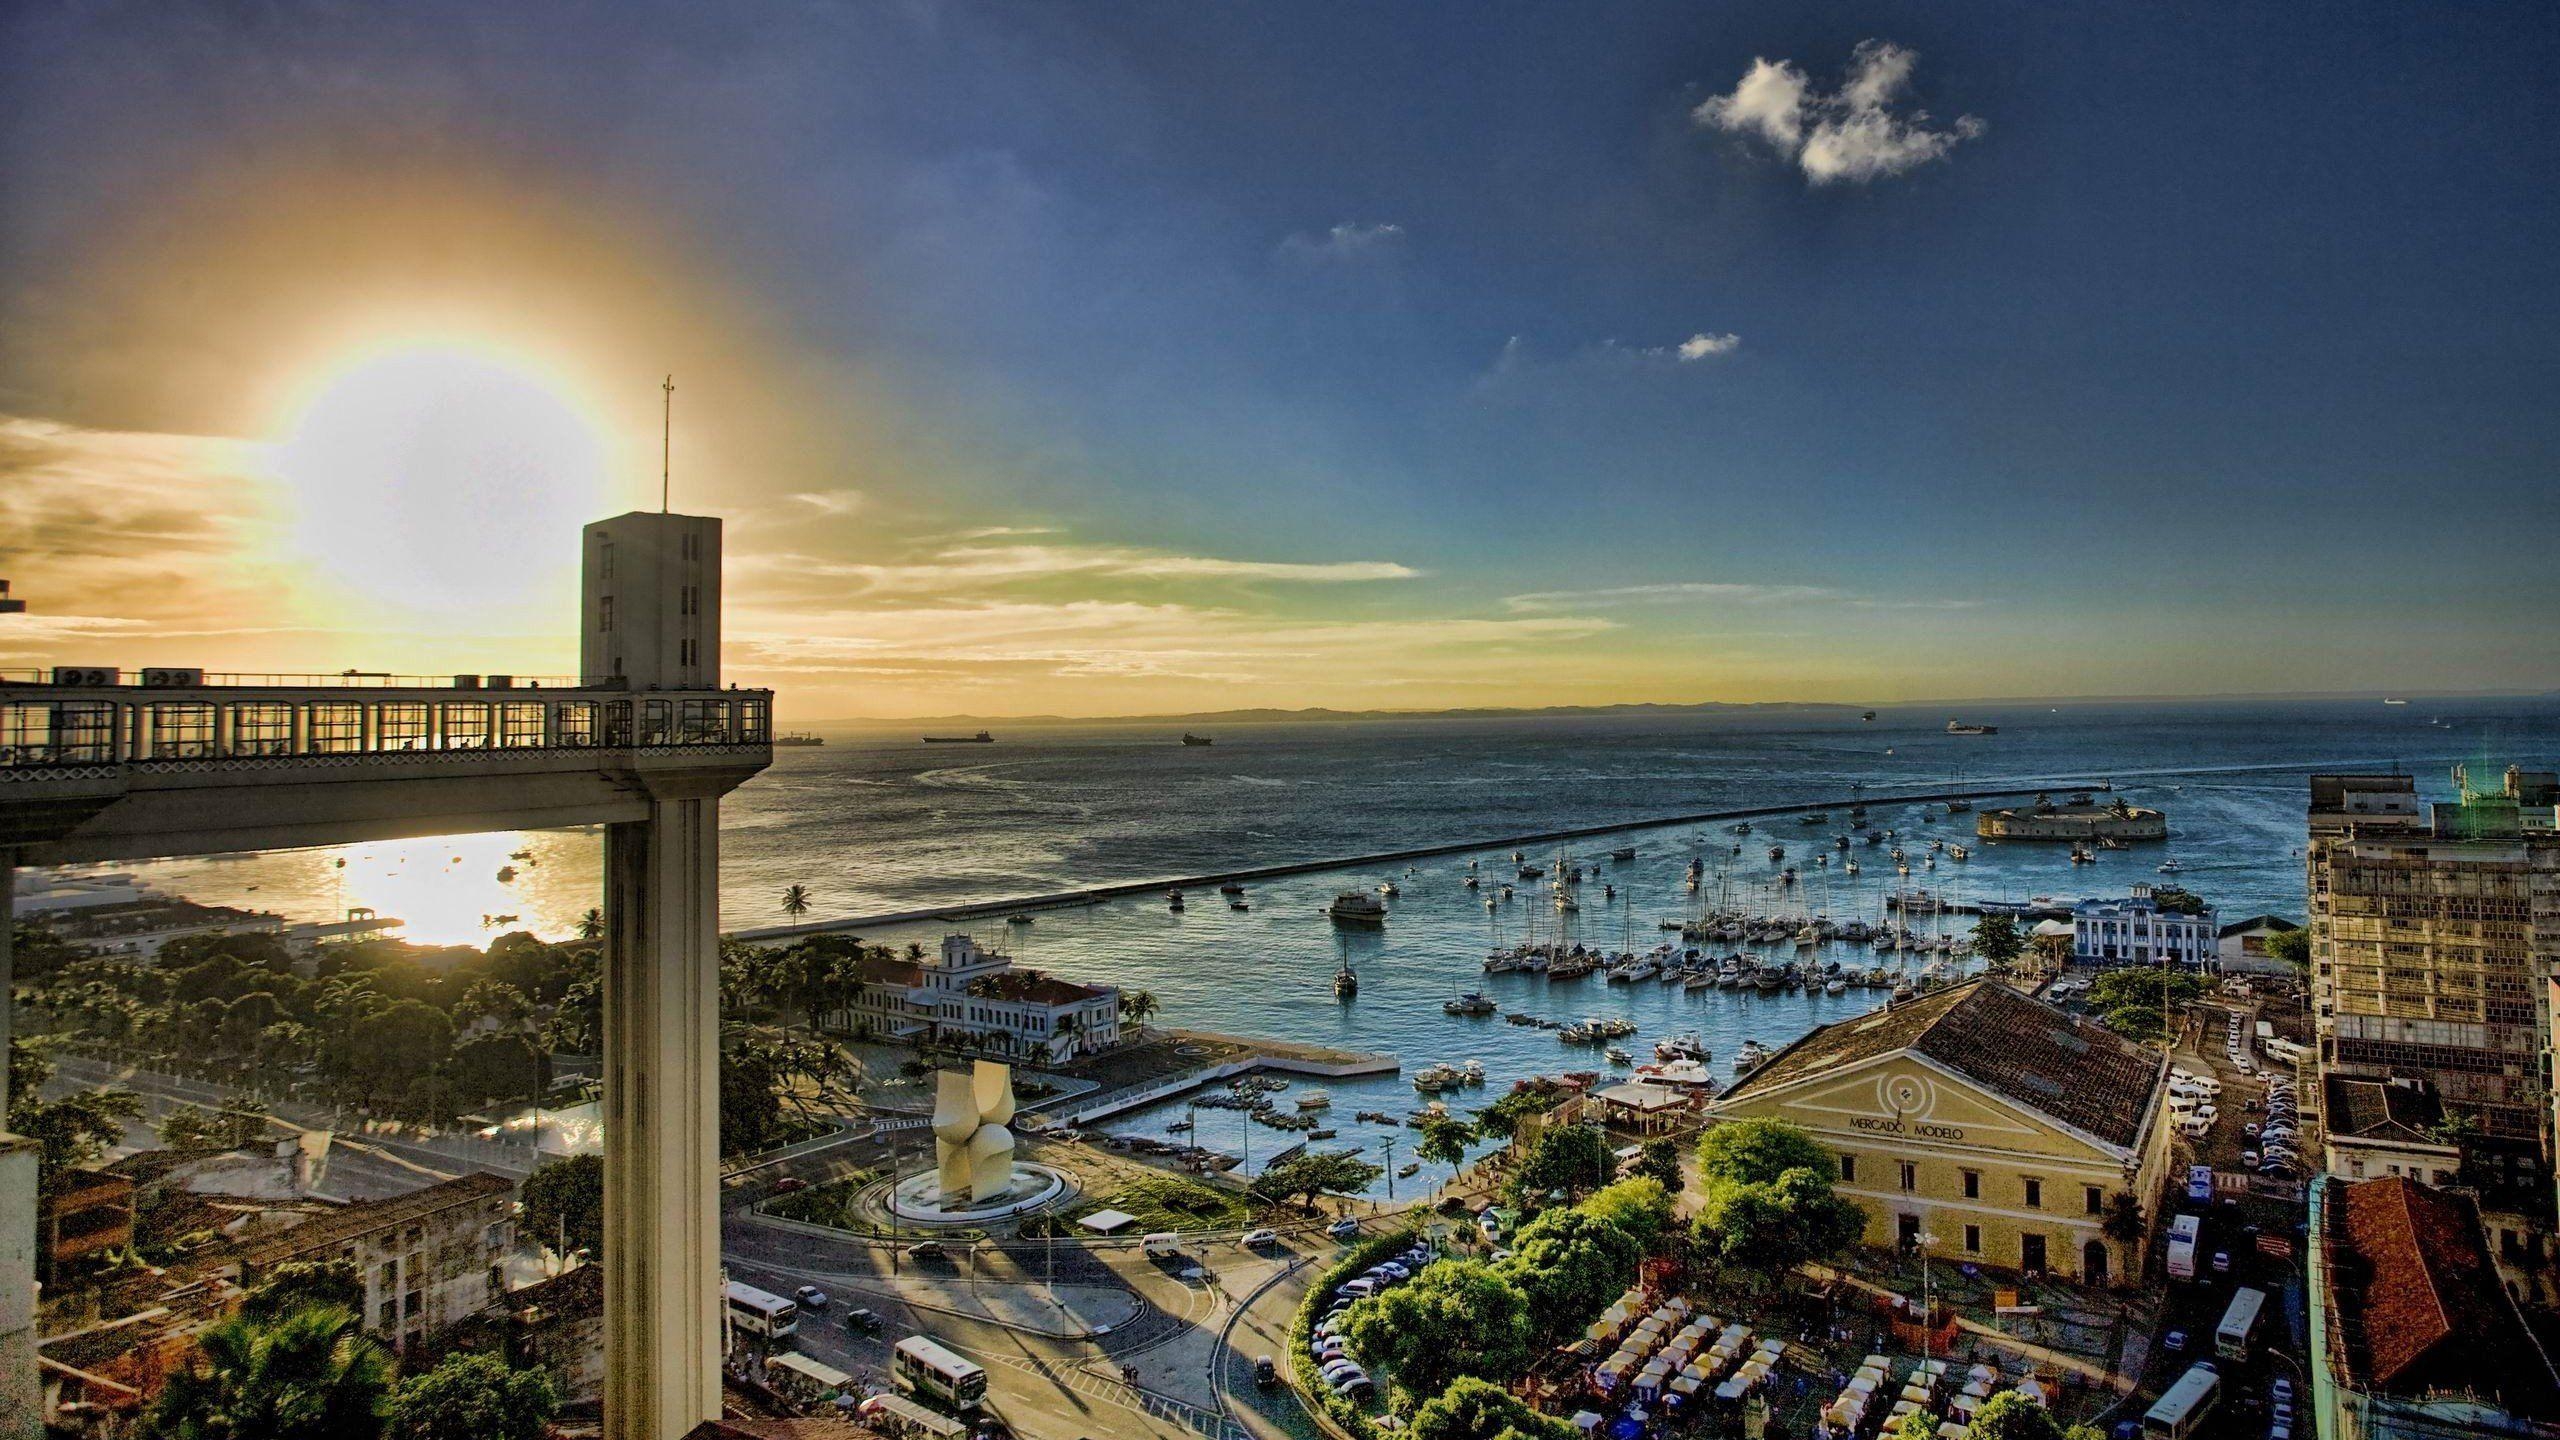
[774, 732, 825, 747]
[923, 731, 995, 744]
[1945, 720, 1999, 735]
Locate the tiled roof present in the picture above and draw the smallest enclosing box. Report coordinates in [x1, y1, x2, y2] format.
[231, 1171, 512, 1270]
[1718, 979, 2162, 1151]
[2335, 1178, 2560, 1411]
[2322, 1076, 2443, 1145]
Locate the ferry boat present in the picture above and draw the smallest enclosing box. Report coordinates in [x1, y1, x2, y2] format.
[1444, 991, 1497, 1017]
[1181, 733, 1214, 746]
[1296, 1090, 1332, 1111]
[1946, 720, 1998, 736]
[923, 730, 996, 744]
[1610, 846, 1638, 862]
[774, 732, 826, 746]
[1328, 892, 1388, 925]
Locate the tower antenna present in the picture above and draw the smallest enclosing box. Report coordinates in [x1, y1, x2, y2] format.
[661, 374, 675, 513]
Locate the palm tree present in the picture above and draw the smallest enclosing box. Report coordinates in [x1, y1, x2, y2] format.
[149, 1303, 393, 1440]
[781, 883, 813, 920]
[574, 908, 605, 942]
[1118, 989, 1161, 1026]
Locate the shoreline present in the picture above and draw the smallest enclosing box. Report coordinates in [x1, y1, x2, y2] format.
[734, 778, 2110, 942]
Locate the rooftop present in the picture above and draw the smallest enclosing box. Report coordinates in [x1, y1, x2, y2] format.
[232, 1171, 512, 1271]
[2322, 1076, 2446, 1147]
[2330, 1177, 2560, 1414]
[1719, 979, 2164, 1151]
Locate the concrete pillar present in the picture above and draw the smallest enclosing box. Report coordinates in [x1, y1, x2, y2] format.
[1, 855, 33, 1440]
[601, 797, 723, 1440]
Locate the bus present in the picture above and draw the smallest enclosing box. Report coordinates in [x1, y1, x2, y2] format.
[724, 1280, 799, 1340]
[893, 1335, 989, 1411]
[2165, 1213, 2202, 1281]
[2143, 1365, 2221, 1440]
[2216, 1286, 2268, 1360]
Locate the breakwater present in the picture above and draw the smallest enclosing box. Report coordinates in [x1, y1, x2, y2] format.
[733, 778, 2112, 942]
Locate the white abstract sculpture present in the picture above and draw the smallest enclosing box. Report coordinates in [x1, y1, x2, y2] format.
[932, 1060, 1017, 1204]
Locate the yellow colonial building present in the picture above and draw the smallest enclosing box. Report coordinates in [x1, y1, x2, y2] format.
[1710, 979, 2174, 1286]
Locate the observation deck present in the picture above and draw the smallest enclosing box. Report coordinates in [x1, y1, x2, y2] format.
[0, 669, 772, 862]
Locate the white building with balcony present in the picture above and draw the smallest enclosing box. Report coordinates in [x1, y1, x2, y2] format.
[2072, 886, 2220, 970]
[825, 934, 1122, 1064]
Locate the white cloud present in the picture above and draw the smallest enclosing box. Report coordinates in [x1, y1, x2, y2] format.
[1475, 331, 1743, 390]
[1695, 40, 1983, 185]
[1676, 333, 1742, 361]
[785, 489, 864, 516]
[1505, 581, 1977, 613]
[738, 540, 1422, 598]
[1277, 221, 1407, 262]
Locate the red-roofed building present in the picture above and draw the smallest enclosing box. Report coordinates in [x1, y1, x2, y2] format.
[823, 934, 1122, 1064]
[2308, 1174, 2560, 1439]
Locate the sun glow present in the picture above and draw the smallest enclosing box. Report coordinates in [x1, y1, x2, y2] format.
[270, 342, 612, 621]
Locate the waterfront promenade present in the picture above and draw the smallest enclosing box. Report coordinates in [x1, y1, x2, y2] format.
[734, 779, 2109, 941]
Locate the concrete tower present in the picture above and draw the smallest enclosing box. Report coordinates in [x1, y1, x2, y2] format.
[582, 512, 722, 688]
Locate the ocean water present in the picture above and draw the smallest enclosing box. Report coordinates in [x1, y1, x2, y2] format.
[99, 697, 2557, 1197]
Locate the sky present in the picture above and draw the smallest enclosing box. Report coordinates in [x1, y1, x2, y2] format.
[2, 2, 2555, 718]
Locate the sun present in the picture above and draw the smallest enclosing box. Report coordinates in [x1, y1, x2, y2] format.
[270, 342, 613, 621]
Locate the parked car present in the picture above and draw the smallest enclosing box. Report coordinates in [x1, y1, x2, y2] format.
[1328, 1218, 1362, 1239]
[1241, 1228, 1278, 1249]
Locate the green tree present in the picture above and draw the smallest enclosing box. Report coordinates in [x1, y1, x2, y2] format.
[2263, 927, 2310, 969]
[1505, 1122, 1615, 1212]
[1413, 1114, 1475, 1184]
[1887, 1409, 1940, 1440]
[780, 883, 813, 920]
[544, 975, 602, 1055]
[1496, 1206, 1644, 1341]
[447, 1034, 545, 1105]
[159, 1104, 271, 1153]
[454, 979, 534, 1033]
[1972, 912, 2025, 970]
[1249, 1151, 1385, 1211]
[1118, 989, 1161, 1025]
[574, 908, 605, 942]
[1578, 1177, 1674, 1251]
[241, 1260, 367, 1323]
[348, 1000, 454, 1109]
[1408, 1376, 1578, 1440]
[1342, 1259, 1533, 1401]
[1966, 1391, 2070, 1440]
[1692, 1119, 1865, 1282]
[387, 1351, 560, 1440]
[721, 1038, 791, 1154]
[2101, 1192, 2145, 1246]
[1635, 1136, 1686, 1193]
[9, 1085, 144, 1194]
[521, 1154, 605, 1263]
[1472, 1084, 1566, 1141]
[146, 1304, 392, 1440]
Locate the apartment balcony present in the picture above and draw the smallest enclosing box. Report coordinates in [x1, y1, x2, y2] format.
[0, 671, 772, 863]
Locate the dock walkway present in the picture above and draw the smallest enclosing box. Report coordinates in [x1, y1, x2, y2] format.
[734, 779, 2110, 942]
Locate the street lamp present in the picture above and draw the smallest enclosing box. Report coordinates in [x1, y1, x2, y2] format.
[1914, 1231, 1939, 1368]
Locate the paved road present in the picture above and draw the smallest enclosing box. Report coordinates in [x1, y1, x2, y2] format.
[47, 1052, 1348, 1440]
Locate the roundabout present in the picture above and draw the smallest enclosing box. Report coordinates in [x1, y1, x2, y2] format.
[885, 1161, 1075, 1227]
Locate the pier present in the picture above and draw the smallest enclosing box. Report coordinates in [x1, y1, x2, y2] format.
[736, 779, 2116, 942]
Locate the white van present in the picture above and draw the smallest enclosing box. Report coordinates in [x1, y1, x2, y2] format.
[1142, 1233, 1185, 1258]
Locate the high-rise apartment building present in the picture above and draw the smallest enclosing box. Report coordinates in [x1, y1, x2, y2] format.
[2307, 767, 2560, 1185]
